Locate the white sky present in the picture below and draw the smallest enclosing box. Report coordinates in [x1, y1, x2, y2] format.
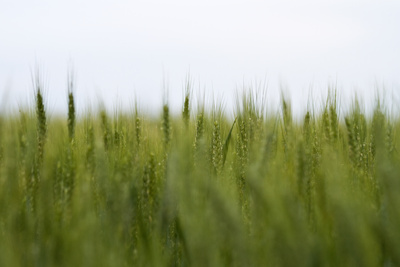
[1, 0, 399, 116]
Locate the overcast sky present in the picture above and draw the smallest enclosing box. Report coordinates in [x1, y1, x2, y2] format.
[1, 0, 399, 116]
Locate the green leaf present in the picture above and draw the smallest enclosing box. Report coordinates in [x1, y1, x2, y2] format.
[222, 117, 237, 166]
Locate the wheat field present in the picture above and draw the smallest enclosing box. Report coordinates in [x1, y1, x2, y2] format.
[0, 82, 399, 266]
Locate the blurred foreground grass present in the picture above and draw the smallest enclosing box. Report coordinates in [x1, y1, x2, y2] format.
[0, 87, 399, 266]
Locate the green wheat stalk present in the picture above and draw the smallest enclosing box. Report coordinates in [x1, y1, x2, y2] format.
[162, 104, 171, 148]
